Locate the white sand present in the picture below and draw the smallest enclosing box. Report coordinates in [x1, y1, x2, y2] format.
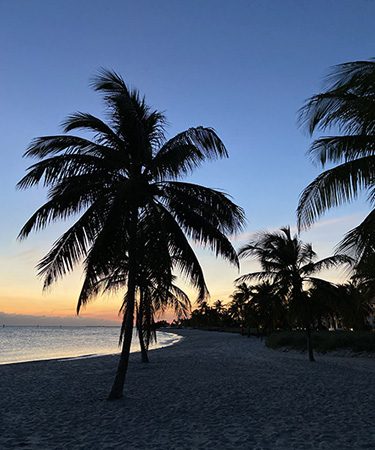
[0, 329, 374, 449]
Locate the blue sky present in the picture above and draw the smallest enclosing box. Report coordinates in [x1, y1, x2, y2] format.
[0, 0, 373, 323]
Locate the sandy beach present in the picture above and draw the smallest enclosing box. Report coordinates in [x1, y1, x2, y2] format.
[1, 329, 374, 449]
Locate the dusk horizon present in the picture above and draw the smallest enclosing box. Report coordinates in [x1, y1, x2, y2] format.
[1, 2, 374, 449]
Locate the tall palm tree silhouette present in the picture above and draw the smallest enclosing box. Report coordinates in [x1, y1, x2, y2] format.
[18, 70, 245, 399]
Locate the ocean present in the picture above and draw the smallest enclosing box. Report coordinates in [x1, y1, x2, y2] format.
[0, 326, 181, 365]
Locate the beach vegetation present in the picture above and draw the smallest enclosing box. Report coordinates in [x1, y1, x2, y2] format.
[265, 330, 375, 353]
[235, 227, 352, 361]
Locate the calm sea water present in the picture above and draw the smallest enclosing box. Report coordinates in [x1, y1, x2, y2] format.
[0, 326, 181, 365]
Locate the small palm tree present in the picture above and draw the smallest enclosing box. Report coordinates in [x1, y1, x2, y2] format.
[352, 248, 375, 297]
[307, 284, 340, 330]
[91, 268, 190, 363]
[236, 227, 351, 361]
[136, 280, 190, 362]
[18, 70, 245, 399]
[213, 299, 225, 315]
[229, 282, 252, 333]
[297, 59, 375, 269]
[80, 222, 191, 364]
[336, 281, 374, 330]
[249, 282, 285, 335]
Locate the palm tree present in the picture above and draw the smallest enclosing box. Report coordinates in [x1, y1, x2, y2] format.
[236, 227, 351, 361]
[353, 251, 375, 296]
[136, 279, 190, 362]
[249, 282, 285, 335]
[336, 281, 374, 330]
[297, 59, 375, 269]
[18, 70, 245, 399]
[229, 282, 252, 333]
[89, 267, 190, 363]
[307, 284, 339, 331]
[213, 299, 225, 315]
[81, 221, 191, 364]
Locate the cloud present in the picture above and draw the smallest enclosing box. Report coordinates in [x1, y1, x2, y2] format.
[231, 225, 301, 244]
[231, 213, 365, 245]
[6, 247, 42, 264]
[301, 213, 364, 233]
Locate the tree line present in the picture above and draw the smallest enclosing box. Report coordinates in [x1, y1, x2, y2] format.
[180, 227, 373, 361]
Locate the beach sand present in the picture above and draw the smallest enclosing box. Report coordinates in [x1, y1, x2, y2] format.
[0, 329, 374, 449]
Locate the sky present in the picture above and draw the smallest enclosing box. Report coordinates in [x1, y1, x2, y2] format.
[0, 0, 373, 325]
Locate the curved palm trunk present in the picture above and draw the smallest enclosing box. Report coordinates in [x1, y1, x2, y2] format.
[138, 327, 149, 363]
[304, 299, 315, 362]
[108, 208, 138, 400]
[294, 281, 315, 362]
[305, 322, 315, 362]
[137, 293, 149, 363]
[108, 278, 136, 400]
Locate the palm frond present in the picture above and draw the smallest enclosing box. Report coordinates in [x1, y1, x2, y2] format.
[76, 196, 131, 313]
[37, 203, 104, 288]
[23, 135, 111, 159]
[156, 203, 209, 302]
[307, 277, 338, 292]
[161, 181, 245, 235]
[336, 209, 375, 262]
[91, 69, 153, 159]
[324, 60, 375, 94]
[235, 271, 279, 284]
[297, 156, 375, 229]
[62, 112, 123, 148]
[308, 135, 375, 166]
[17, 170, 114, 240]
[237, 243, 261, 259]
[162, 194, 240, 267]
[17, 153, 119, 190]
[298, 242, 316, 265]
[301, 254, 353, 276]
[299, 91, 375, 135]
[149, 127, 228, 179]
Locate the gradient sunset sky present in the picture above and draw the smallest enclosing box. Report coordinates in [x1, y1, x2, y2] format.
[0, 0, 373, 324]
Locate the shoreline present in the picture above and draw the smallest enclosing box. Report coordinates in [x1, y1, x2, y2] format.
[0, 351, 119, 367]
[0, 329, 182, 367]
[1, 329, 374, 449]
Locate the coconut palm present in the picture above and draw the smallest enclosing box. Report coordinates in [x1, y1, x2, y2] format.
[236, 227, 351, 361]
[353, 251, 375, 296]
[133, 279, 190, 362]
[17, 70, 245, 399]
[229, 282, 252, 333]
[213, 299, 225, 315]
[297, 59, 375, 268]
[79, 217, 191, 364]
[336, 281, 374, 330]
[89, 266, 190, 363]
[249, 282, 285, 335]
